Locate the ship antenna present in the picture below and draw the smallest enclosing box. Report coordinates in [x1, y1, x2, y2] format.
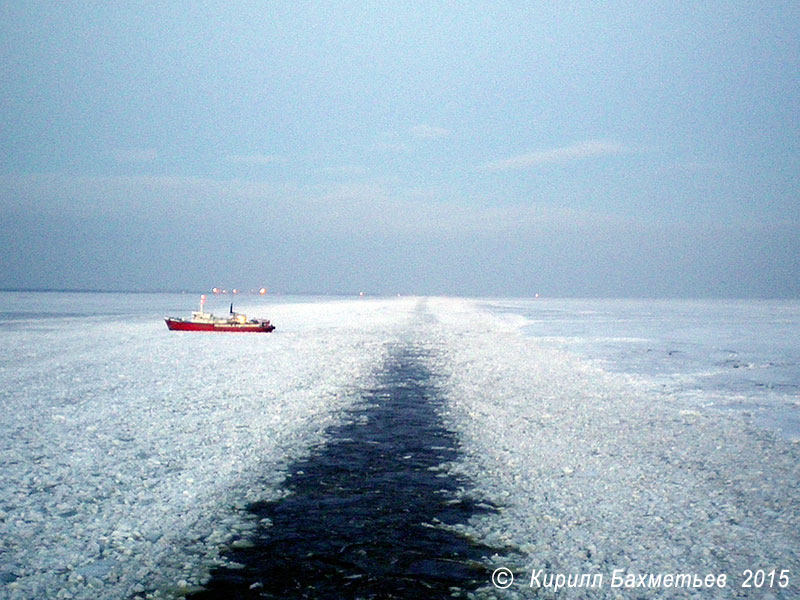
[200, 294, 207, 313]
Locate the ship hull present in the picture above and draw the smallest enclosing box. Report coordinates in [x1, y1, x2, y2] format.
[165, 318, 275, 333]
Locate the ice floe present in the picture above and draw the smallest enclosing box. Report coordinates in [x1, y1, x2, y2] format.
[0, 294, 417, 599]
[428, 297, 800, 599]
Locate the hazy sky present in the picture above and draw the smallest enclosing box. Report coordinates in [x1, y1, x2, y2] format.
[2, 2, 798, 296]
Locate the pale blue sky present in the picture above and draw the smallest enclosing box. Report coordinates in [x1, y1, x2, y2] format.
[1, 2, 798, 296]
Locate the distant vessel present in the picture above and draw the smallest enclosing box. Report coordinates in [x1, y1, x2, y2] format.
[165, 295, 275, 333]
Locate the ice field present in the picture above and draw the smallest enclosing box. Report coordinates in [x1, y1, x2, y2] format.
[1, 292, 798, 598]
[432, 297, 800, 598]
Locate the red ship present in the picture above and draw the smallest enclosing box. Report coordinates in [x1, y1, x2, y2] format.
[165, 295, 275, 333]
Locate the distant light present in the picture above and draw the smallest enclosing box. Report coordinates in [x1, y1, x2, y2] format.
[259, 288, 267, 295]
[359, 291, 365, 297]
[212, 287, 220, 294]
[232, 289, 238, 294]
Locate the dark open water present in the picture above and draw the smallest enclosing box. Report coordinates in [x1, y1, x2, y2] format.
[189, 341, 498, 599]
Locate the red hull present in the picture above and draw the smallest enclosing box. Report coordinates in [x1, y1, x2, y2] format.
[165, 318, 275, 333]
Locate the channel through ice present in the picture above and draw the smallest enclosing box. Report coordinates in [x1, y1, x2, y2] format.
[0, 292, 798, 599]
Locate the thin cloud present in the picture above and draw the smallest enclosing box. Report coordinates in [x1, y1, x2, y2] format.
[0, 173, 291, 218]
[225, 153, 285, 165]
[113, 148, 158, 163]
[479, 140, 627, 172]
[321, 164, 368, 177]
[411, 124, 450, 140]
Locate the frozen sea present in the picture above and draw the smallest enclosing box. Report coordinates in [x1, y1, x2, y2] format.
[1, 292, 798, 599]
